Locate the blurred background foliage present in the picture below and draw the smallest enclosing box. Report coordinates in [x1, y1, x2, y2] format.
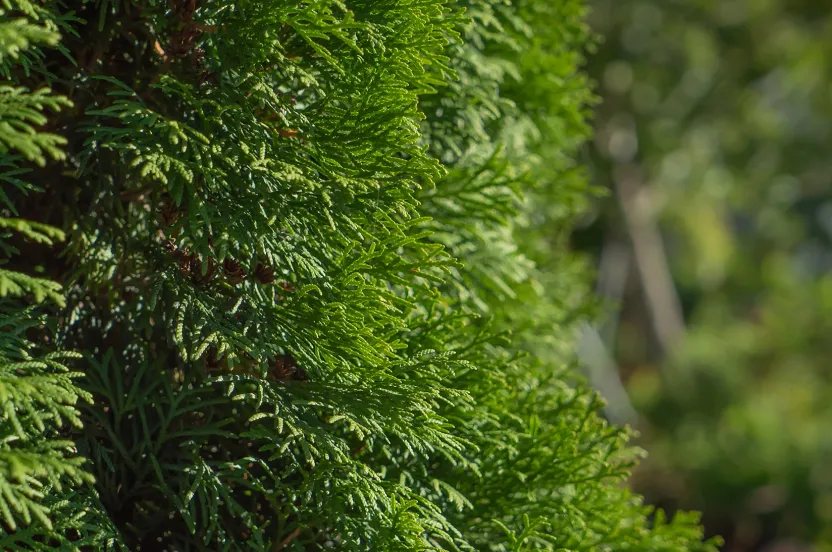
[579, 0, 832, 550]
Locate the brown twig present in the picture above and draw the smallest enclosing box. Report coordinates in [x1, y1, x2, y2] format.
[153, 39, 168, 62]
[119, 188, 153, 203]
[191, 23, 218, 33]
[613, 163, 686, 355]
[276, 526, 303, 550]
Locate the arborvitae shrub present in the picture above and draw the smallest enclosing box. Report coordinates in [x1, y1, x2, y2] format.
[1, 0, 718, 550]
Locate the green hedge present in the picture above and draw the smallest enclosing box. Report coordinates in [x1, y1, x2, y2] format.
[0, 0, 716, 550]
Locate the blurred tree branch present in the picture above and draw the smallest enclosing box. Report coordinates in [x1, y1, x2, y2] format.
[614, 164, 686, 356]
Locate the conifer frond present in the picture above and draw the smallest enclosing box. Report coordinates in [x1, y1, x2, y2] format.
[0, 270, 63, 305]
[0, 217, 64, 245]
[0, 5, 99, 544]
[0, 18, 58, 62]
[0, 85, 69, 166]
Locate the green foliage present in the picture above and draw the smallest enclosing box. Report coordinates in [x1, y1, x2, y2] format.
[1, 0, 718, 550]
[588, 0, 832, 549]
[0, 3, 106, 547]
